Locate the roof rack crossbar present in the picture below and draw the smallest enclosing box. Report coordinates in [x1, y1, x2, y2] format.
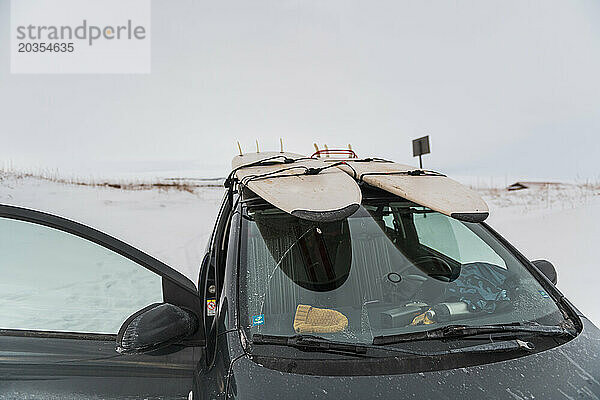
[311, 149, 358, 159]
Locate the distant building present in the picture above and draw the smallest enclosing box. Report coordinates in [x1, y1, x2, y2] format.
[507, 182, 561, 191]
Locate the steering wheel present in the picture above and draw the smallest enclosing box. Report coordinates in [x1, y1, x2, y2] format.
[412, 255, 455, 282]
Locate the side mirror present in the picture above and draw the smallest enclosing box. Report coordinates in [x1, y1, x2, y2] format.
[532, 259, 557, 285]
[117, 303, 198, 355]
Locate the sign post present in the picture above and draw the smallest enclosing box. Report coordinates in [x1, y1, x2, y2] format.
[412, 135, 430, 169]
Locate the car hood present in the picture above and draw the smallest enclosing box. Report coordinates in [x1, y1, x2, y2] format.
[228, 317, 600, 399]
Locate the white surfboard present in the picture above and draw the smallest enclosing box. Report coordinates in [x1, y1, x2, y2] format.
[231, 152, 362, 222]
[337, 160, 489, 222]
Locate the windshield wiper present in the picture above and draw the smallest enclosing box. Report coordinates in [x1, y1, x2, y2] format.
[252, 334, 370, 357]
[373, 323, 575, 346]
[432, 338, 536, 354]
[254, 333, 538, 358]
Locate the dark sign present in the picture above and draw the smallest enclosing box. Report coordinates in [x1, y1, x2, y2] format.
[412, 135, 430, 157]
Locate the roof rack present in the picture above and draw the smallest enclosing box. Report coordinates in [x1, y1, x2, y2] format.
[311, 149, 358, 159]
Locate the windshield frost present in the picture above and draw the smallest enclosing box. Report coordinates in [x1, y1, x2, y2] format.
[239, 200, 564, 345]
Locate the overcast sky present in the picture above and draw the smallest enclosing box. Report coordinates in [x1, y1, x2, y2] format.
[1, 0, 599, 183]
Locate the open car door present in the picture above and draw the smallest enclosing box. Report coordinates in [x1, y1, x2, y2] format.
[0, 204, 204, 399]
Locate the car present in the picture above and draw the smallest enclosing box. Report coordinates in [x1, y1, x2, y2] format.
[1, 183, 599, 399]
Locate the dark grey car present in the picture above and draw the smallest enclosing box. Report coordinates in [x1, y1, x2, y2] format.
[0, 186, 598, 399]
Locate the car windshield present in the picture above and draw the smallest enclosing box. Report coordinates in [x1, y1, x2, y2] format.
[238, 196, 565, 345]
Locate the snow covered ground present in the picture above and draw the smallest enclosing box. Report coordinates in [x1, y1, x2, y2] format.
[482, 184, 600, 324]
[0, 174, 225, 283]
[1, 173, 598, 324]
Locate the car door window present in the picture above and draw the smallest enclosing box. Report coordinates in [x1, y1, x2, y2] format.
[0, 217, 163, 334]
